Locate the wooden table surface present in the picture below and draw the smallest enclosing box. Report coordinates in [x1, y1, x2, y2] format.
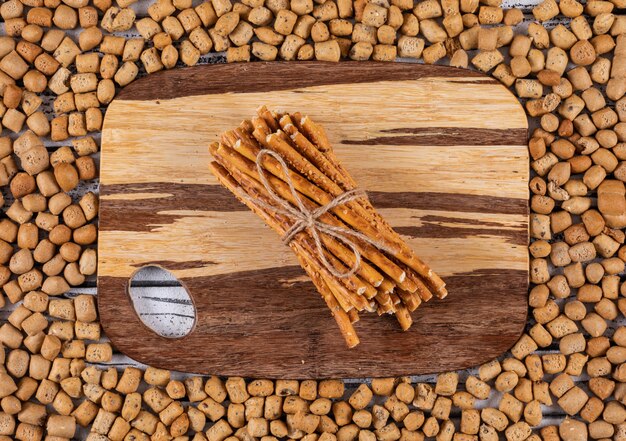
[0, 0, 590, 432]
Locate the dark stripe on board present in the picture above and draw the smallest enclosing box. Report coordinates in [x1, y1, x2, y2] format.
[100, 183, 528, 231]
[100, 183, 244, 212]
[396, 224, 526, 246]
[99, 183, 245, 232]
[116, 62, 496, 101]
[368, 191, 529, 216]
[342, 127, 528, 146]
[398, 215, 527, 244]
[421, 214, 521, 228]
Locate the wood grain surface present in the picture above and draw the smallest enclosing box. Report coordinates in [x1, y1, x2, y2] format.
[99, 62, 529, 379]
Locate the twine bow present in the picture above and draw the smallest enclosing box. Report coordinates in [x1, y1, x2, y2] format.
[244, 148, 392, 279]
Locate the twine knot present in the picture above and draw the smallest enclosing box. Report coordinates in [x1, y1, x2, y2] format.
[245, 149, 391, 279]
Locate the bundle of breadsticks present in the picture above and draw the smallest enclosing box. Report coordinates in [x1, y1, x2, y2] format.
[208, 106, 447, 348]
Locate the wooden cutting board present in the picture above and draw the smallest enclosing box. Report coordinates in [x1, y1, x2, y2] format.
[98, 62, 529, 379]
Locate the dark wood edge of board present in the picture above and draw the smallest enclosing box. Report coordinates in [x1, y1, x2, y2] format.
[97, 270, 529, 379]
[115, 61, 499, 101]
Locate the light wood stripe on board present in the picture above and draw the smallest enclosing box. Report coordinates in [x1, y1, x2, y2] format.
[99, 207, 527, 279]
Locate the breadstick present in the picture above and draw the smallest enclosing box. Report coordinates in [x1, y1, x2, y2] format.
[211, 161, 359, 347]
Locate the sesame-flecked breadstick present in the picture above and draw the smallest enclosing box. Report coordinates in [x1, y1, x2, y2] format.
[209, 107, 446, 346]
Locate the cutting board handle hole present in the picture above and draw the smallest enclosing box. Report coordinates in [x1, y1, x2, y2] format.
[128, 265, 196, 339]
